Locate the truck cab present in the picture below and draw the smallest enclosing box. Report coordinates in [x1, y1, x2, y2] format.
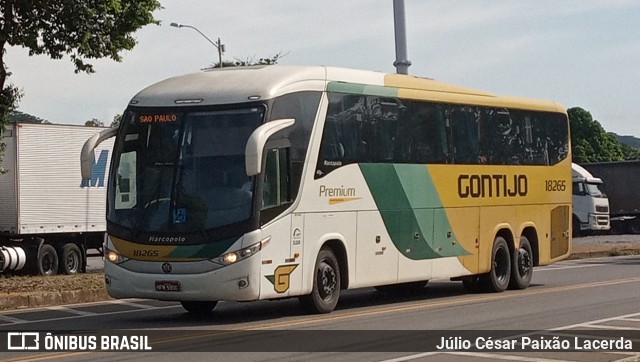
[572, 163, 610, 235]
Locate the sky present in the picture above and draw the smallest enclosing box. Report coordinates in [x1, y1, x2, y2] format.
[5, 0, 640, 136]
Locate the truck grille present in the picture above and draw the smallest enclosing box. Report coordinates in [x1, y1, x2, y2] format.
[596, 205, 609, 213]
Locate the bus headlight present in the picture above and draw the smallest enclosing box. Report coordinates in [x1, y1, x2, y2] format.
[214, 237, 270, 266]
[105, 247, 129, 265]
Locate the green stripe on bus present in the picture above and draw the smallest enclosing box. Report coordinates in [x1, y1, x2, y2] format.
[167, 236, 238, 259]
[327, 82, 398, 97]
[359, 163, 469, 260]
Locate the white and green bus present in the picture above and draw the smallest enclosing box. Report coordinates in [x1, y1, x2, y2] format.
[82, 65, 572, 314]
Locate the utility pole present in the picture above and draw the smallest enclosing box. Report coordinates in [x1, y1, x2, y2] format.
[393, 0, 411, 74]
[170, 23, 225, 68]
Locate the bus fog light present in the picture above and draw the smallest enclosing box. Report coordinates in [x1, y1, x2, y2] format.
[238, 278, 249, 289]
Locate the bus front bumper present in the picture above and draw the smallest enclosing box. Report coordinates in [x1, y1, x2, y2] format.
[104, 256, 261, 302]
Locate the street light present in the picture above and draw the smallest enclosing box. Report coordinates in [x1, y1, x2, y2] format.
[170, 22, 225, 68]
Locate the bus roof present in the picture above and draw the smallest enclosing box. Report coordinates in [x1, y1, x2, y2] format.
[129, 65, 565, 113]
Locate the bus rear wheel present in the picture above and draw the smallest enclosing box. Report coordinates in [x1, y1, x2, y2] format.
[180, 301, 218, 314]
[509, 236, 533, 290]
[481, 236, 511, 292]
[299, 248, 340, 314]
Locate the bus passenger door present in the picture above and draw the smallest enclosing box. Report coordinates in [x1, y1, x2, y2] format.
[259, 147, 302, 298]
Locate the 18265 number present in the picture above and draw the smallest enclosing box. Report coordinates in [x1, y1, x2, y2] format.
[545, 179, 566, 192]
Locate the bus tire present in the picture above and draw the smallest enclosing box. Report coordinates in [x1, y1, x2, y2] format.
[299, 248, 341, 314]
[481, 236, 511, 292]
[509, 236, 533, 290]
[59, 243, 82, 275]
[180, 301, 218, 314]
[37, 244, 59, 276]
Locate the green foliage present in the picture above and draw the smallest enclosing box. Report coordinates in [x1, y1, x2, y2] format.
[209, 52, 288, 69]
[8, 110, 45, 123]
[110, 113, 122, 128]
[0, 77, 22, 173]
[1, 0, 162, 74]
[233, 52, 286, 66]
[84, 118, 104, 127]
[568, 107, 638, 162]
[0, 0, 161, 167]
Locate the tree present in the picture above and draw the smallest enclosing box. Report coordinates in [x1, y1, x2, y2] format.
[110, 113, 122, 128]
[568, 107, 627, 163]
[84, 118, 104, 127]
[0, 0, 162, 169]
[207, 52, 288, 69]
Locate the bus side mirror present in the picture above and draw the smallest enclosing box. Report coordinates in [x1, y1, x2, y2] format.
[81, 127, 118, 179]
[245, 119, 295, 176]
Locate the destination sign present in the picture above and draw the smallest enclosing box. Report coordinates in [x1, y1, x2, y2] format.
[138, 114, 177, 123]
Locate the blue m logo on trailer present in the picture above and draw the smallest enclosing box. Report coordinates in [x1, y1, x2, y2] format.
[80, 149, 109, 187]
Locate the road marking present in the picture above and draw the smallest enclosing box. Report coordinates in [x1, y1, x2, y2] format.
[111, 299, 160, 309]
[0, 304, 179, 326]
[379, 312, 640, 362]
[381, 351, 569, 362]
[45, 305, 97, 316]
[0, 314, 26, 324]
[550, 311, 640, 330]
[535, 263, 607, 271]
[3, 275, 640, 361]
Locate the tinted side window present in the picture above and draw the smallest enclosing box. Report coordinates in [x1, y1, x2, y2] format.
[315, 92, 569, 178]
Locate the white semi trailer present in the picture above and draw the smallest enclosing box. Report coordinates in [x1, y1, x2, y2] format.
[0, 122, 113, 275]
[571, 163, 610, 236]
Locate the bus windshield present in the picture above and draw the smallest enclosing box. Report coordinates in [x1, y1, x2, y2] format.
[107, 107, 264, 236]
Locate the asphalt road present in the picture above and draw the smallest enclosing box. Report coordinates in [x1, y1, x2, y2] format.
[2, 253, 640, 361]
[573, 233, 640, 245]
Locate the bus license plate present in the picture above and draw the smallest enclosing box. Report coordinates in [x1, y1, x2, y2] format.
[155, 280, 181, 292]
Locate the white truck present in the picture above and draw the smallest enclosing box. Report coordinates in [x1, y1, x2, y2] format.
[0, 122, 113, 275]
[571, 163, 610, 236]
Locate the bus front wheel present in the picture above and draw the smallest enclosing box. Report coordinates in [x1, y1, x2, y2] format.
[482, 236, 511, 292]
[180, 301, 218, 314]
[299, 248, 341, 314]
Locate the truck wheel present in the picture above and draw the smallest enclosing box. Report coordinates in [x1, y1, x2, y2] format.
[572, 216, 581, 237]
[630, 219, 640, 234]
[299, 248, 341, 314]
[509, 236, 533, 290]
[481, 236, 511, 292]
[37, 244, 59, 276]
[59, 243, 82, 275]
[180, 301, 218, 314]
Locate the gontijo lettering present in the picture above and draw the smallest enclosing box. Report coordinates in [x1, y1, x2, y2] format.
[458, 174, 528, 198]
